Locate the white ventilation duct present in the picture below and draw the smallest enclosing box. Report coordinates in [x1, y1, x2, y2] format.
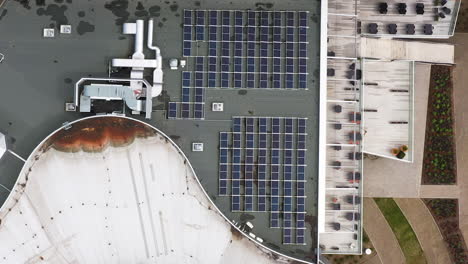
[147, 19, 163, 97]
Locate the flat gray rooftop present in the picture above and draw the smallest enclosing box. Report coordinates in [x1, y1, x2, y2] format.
[0, 0, 320, 262]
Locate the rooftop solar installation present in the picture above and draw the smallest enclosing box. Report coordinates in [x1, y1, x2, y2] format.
[218, 117, 308, 245]
[181, 10, 309, 90]
[169, 10, 311, 120]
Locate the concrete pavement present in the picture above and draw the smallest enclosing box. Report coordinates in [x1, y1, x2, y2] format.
[451, 32, 468, 248]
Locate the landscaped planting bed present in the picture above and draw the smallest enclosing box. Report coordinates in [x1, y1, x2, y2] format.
[424, 199, 468, 264]
[422, 66, 457, 184]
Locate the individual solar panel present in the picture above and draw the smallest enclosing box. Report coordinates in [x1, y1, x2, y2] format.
[183, 25, 192, 41]
[221, 73, 229, 88]
[297, 149, 306, 165]
[182, 87, 190, 103]
[285, 138, 293, 152]
[181, 103, 190, 118]
[273, 27, 281, 42]
[271, 165, 280, 180]
[259, 73, 268, 88]
[260, 58, 268, 72]
[259, 118, 268, 132]
[299, 12, 307, 27]
[298, 74, 307, 89]
[285, 118, 294, 133]
[196, 10, 205, 25]
[195, 88, 204, 103]
[260, 43, 268, 57]
[286, 27, 294, 42]
[297, 166, 305, 181]
[272, 117, 281, 132]
[196, 25, 204, 41]
[235, 11, 243, 23]
[283, 228, 292, 244]
[245, 196, 253, 211]
[296, 227, 305, 244]
[297, 181, 305, 196]
[234, 57, 242, 72]
[272, 12, 281, 27]
[284, 165, 292, 181]
[221, 25, 230, 41]
[246, 135, 254, 148]
[220, 132, 229, 148]
[261, 12, 269, 26]
[208, 42, 217, 56]
[273, 73, 281, 89]
[195, 57, 204, 71]
[284, 198, 293, 214]
[233, 117, 242, 132]
[298, 118, 307, 133]
[284, 149, 293, 164]
[183, 41, 191, 56]
[260, 27, 269, 42]
[209, 10, 218, 25]
[271, 149, 280, 164]
[297, 197, 305, 212]
[234, 26, 243, 42]
[285, 74, 294, 89]
[209, 26, 217, 42]
[168, 102, 177, 119]
[299, 43, 307, 58]
[298, 27, 307, 42]
[270, 212, 280, 227]
[232, 149, 241, 163]
[233, 73, 241, 88]
[297, 134, 306, 149]
[222, 10, 230, 25]
[184, 10, 192, 25]
[258, 196, 266, 211]
[286, 43, 294, 58]
[273, 43, 281, 57]
[258, 149, 267, 164]
[219, 162, 229, 195]
[246, 73, 255, 88]
[232, 195, 241, 211]
[258, 133, 267, 148]
[286, 12, 295, 27]
[246, 117, 255, 132]
[219, 148, 228, 164]
[247, 11, 255, 26]
[298, 58, 307, 73]
[243, 26, 254, 42]
[221, 43, 230, 57]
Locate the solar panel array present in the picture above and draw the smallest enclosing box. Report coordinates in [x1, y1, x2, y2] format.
[219, 117, 308, 245]
[168, 9, 309, 120]
[183, 10, 309, 90]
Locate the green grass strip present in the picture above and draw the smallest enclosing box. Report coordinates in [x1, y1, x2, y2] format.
[374, 198, 427, 264]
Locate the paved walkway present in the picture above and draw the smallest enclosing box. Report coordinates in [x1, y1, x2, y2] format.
[363, 198, 405, 264]
[363, 63, 431, 198]
[395, 198, 451, 264]
[419, 185, 459, 199]
[450, 33, 468, 246]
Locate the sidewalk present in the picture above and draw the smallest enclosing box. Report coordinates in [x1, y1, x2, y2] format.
[451, 33, 468, 246]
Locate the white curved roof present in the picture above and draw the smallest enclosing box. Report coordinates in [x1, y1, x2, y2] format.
[0, 117, 279, 264]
